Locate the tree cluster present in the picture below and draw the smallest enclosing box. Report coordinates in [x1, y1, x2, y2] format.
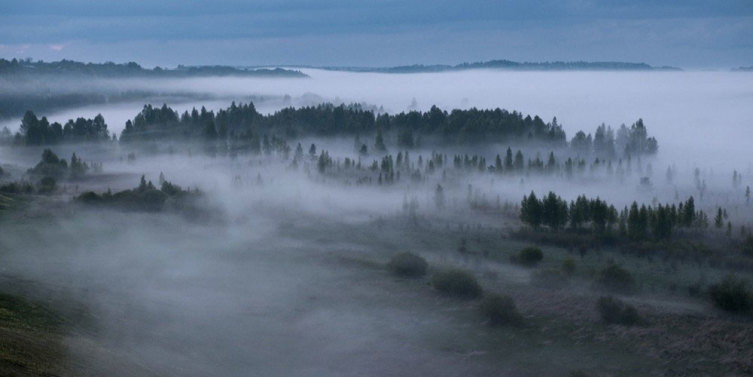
[520, 192, 705, 241]
[118, 102, 571, 146]
[571, 120, 658, 158]
[16, 111, 110, 145]
[27, 149, 91, 181]
[76, 175, 199, 212]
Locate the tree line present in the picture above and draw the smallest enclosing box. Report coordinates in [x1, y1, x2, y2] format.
[520, 192, 707, 241]
[10, 102, 659, 160]
[8, 111, 112, 145]
[0, 58, 306, 78]
[76, 174, 201, 213]
[116, 102, 657, 157]
[117, 102, 570, 146]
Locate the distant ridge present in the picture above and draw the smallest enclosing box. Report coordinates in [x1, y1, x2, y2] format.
[732, 66, 753, 72]
[320, 59, 681, 73]
[0, 59, 308, 78]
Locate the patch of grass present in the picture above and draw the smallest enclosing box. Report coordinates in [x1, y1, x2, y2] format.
[0, 292, 67, 376]
[0, 193, 29, 212]
[479, 293, 523, 326]
[0, 293, 62, 331]
[431, 268, 483, 299]
[531, 268, 570, 289]
[387, 252, 428, 278]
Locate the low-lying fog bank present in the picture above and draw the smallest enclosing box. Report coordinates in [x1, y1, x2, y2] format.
[3, 70, 752, 171]
[1, 138, 752, 375]
[0, 180, 570, 376]
[1, 69, 752, 376]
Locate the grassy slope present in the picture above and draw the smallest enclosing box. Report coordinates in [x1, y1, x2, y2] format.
[1, 194, 70, 377]
[0, 293, 67, 376]
[290, 212, 753, 376]
[0, 192, 751, 375]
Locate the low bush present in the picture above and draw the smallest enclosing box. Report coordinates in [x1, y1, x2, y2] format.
[742, 236, 753, 257]
[479, 293, 523, 326]
[0, 181, 34, 194]
[596, 263, 636, 294]
[597, 296, 642, 326]
[37, 176, 57, 194]
[709, 274, 752, 313]
[514, 246, 543, 267]
[567, 371, 590, 377]
[562, 257, 577, 276]
[431, 268, 483, 299]
[387, 252, 428, 278]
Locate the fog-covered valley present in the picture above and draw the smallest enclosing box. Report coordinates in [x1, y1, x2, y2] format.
[5, 69, 752, 168]
[1, 69, 753, 376]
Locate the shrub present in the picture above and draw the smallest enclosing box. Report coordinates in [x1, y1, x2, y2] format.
[562, 257, 577, 276]
[37, 176, 56, 194]
[567, 371, 590, 377]
[516, 246, 543, 267]
[480, 293, 523, 326]
[0, 182, 34, 194]
[596, 263, 636, 294]
[387, 252, 428, 278]
[742, 236, 753, 256]
[597, 296, 642, 325]
[431, 268, 483, 299]
[709, 274, 752, 313]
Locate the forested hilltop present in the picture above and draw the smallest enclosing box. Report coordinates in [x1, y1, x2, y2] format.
[6, 102, 658, 159]
[0, 59, 307, 78]
[0, 59, 307, 119]
[322, 59, 681, 73]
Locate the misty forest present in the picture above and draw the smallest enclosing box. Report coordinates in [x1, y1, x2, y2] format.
[1, 58, 753, 377]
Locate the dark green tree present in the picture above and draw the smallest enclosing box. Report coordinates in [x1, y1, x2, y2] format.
[521, 191, 542, 228]
[504, 147, 513, 171]
[374, 128, 387, 152]
[513, 150, 524, 171]
[542, 191, 567, 230]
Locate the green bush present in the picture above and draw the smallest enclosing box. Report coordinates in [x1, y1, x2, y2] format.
[709, 274, 752, 313]
[0, 182, 34, 194]
[596, 263, 636, 294]
[431, 268, 483, 299]
[515, 246, 543, 267]
[387, 252, 428, 278]
[742, 236, 753, 256]
[597, 296, 641, 325]
[562, 257, 576, 276]
[480, 293, 523, 326]
[37, 176, 56, 194]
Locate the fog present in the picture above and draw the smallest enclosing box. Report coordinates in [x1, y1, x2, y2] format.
[0, 148, 526, 376]
[4, 69, 752, 171]
[1, 69, 753, 375]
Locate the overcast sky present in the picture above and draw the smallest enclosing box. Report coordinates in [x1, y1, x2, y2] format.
[1, 0, 751, 69]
